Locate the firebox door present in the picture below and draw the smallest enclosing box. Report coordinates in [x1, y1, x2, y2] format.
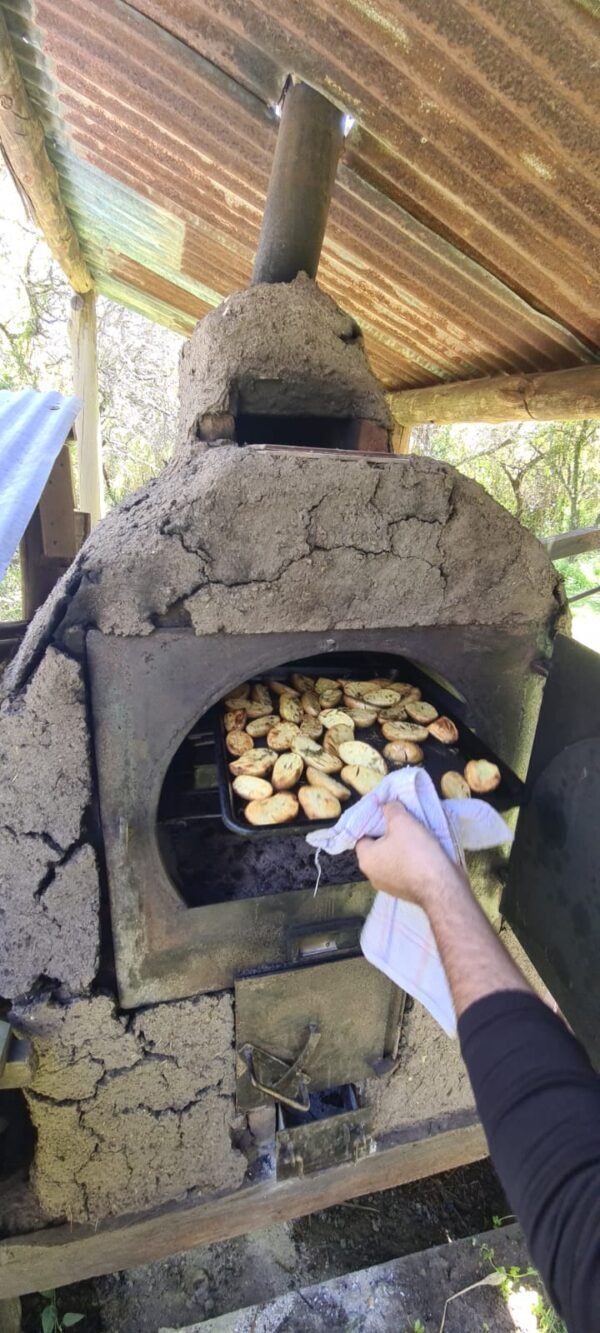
[502, 635, 600, 1066]
[234, 955, 402, 1114]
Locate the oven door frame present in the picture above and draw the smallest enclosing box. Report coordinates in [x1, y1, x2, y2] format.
[87, 625, 540, 1006]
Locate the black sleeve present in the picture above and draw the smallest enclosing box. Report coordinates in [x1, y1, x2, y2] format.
[458, 990, 600, 1333]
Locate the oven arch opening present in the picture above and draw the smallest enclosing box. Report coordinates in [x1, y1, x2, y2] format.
[155, 649, 482, 911]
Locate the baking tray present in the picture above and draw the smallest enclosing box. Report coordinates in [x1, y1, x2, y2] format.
[213, 656, 524, 838]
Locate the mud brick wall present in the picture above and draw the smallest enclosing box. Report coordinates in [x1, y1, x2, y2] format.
[16, 994, 244, 1222]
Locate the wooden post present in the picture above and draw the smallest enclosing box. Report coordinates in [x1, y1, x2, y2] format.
[70, 292, 104, 527]
[19, 445, 89, 618]
[0, 1121, 487, 1296]
[0, 1298, 21, 1333]
[389, 364, 600, 427]
[391, 423, 412, 454]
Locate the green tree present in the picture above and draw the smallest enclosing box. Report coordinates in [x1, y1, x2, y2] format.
[412, 419, 600, 648]
[0, 163, 182, 618]
[412, 419, 599, 537]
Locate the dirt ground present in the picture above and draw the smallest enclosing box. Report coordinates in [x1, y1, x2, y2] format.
[21, 1159, 509, 1333]
[185, 1223, 539, 1333]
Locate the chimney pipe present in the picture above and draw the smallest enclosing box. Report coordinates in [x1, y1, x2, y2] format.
[252, 82, 345, 285]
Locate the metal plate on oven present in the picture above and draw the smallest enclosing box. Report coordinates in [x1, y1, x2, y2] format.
[276, 1104, 374, 1179]
[235, 955, 402, 1112]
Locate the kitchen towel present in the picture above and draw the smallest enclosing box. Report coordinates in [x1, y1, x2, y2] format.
[305, 767, 513, 1037]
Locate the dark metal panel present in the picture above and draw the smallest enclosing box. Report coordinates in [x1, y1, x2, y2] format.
[502, 636, 600, 1064]
[276, 1103, 374, 1178]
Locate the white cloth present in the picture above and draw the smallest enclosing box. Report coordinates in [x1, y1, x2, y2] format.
[306, 768, 512, 1037]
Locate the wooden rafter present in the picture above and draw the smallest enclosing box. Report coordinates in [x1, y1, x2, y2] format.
[390, 364, 600, 427]
[543, 525, 600, 561]
[0, 9, 92, 293]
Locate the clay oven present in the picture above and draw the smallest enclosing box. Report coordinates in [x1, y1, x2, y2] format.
[85, 273, 561, 1016]
[0, 266, 570, 1225]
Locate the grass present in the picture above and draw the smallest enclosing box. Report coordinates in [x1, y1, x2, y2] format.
[480, 1244, 567, 1333]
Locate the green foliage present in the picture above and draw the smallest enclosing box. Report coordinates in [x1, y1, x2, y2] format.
[0, 160, 182, 617]
[0, 553, 22, 622]
[479, 1244, 566, 1332]
[555, 552, 600, 605]
[413, 419, 600, 537]
[96, 296, 180, 505]
[531, 1296, 568, 1332]
[38, 1291, 84, 1332]
[0, 166, 181, 504]
[414, 419, 600, 648]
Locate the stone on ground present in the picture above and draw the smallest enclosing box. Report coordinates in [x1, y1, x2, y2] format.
[160, 1223, 543, 1332]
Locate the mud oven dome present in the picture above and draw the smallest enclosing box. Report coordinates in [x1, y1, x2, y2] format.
[2, 273, 593, 1236]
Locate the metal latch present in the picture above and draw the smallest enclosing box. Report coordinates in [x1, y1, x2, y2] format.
[276, 1106, 375, 1179]
[237, 1023, 321, 1112]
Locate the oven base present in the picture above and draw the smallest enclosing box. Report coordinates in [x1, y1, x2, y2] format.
[0, 1118, 487, 1298]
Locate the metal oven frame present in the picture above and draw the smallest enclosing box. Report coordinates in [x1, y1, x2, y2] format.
[87, 624, 543, 1007]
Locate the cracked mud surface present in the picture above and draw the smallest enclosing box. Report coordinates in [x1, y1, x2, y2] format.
[0, 647, 99, 997]
[12, 993, 244, 1222]
[177, 273, 391, 454]
[4, 449, 563, 681]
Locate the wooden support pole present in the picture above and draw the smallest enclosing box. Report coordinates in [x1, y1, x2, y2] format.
[19, 444, 89, 618]
[0, 1023, 10, 1079]
[0, 1297, 21, 1333]
[0, 9, 92, 293]
[69, 292, 104, 526]
[390, 364, 600, 426]
[391, 423, 412, 454]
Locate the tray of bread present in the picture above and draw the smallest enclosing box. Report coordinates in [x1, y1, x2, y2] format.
[213, 660, 523, 837]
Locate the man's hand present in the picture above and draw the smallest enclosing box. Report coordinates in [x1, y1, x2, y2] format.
[356, 802, 466, 907]
[357, 800, 532, 1017]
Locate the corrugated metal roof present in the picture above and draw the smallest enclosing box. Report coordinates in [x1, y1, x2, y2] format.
[1, 0, 598, 388]
[0, 388, 81, 579]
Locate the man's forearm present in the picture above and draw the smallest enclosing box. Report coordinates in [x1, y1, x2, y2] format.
[356, 804, 600, 1333]
[424, 863, 532, 1018]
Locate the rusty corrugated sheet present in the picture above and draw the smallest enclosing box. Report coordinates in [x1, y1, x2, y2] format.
[2, 0, 598, 387]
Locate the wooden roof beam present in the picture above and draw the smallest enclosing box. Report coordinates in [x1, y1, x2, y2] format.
[543, 525, 600, 561]
[390, 364, 600, 427]
[0, 10, 92, 293]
